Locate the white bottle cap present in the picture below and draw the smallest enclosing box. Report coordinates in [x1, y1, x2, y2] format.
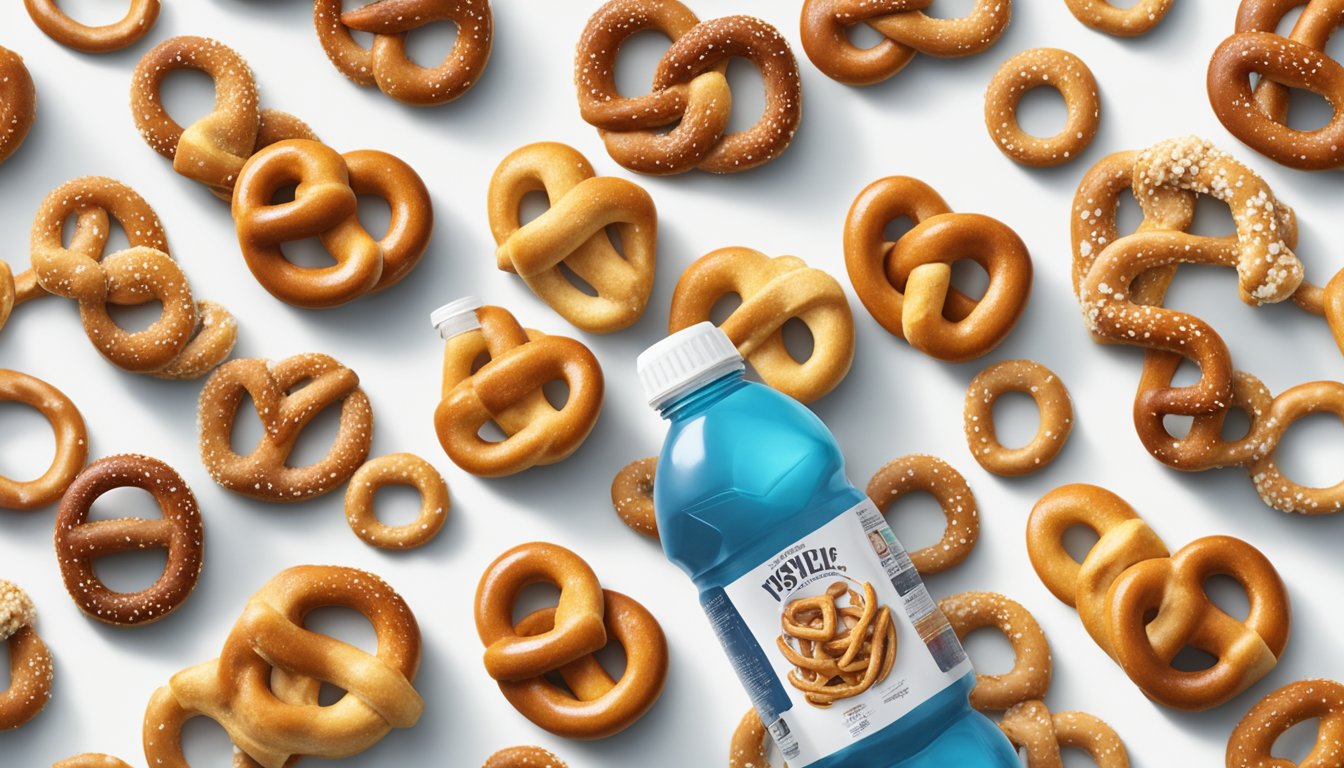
[430, 297, 484, 340]
[637, 322, 744, 409]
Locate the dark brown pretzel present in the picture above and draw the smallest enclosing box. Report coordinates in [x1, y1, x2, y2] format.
[0, 46, 36, 167]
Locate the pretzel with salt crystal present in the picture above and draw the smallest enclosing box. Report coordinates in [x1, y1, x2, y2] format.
[964, 360, 1073, 477]
[1000, 700, 1130, 768]
[344, 453, 449, 550]
[939, 591, 1051, 711]
[24, 0, 159, 53]
[984, 48, 1099, 167]
[0, 580, 52, 730]
[729, 709, 780, 768]
[612, 457, 658, 539]
[0, 46, 35, 167]
[867, 455, 978, 574]
[0, 370, 87, 511]
[1227, 678, 1344, 768]
[1064, 0, 1173, 37]
[484, 746, 570, 768]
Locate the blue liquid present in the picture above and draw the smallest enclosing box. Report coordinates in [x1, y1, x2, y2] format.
[653, 371, 1020, 768]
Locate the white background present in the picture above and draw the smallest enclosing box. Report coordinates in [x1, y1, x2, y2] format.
[1, 1, 1343, 765]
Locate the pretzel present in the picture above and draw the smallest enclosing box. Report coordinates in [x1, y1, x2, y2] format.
[1248, 380, 1344, 513]
[484, 746, 570, 768]
[1227, 679, 1344, 767]
[0, 260, 12, 332]
[612, 457, 658, 539]
[0, 370, 88, 510]
[24, 0, 159, 53]
[729, 709, 779, 768]
[435, 304, 604, 477]
[198, 354, 373, 501]
[314, 0, 493, 106]
[777, 580, 896, 707]
[963, 360, 1073, 476]
[1064, 0, 1173, 36]
[669, 247, 853, 403]
[344, 453, 449, 550]
[233, 139, 433, 308]
[144, 565, 422, 768]
[0, 581, 52, 730]
[866, 455, 978, 574]
[984, 48, 1099, 167]
[52, 756, 134, 768]
[938, 592, 1051, 711]
[0, 46, 36, 167]
[999, 700, 1129, 768]
[488, 142, 656, 332]
[799, 0, 1012, 85]
[575, 1, 801, 175]
[844, 176, 1032, 362]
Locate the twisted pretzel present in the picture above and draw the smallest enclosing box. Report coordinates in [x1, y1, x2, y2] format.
[0, 369, 88, 510]
[484, 746, 569, 768]
[435, 304, 604, 477]
[144, 565, 422, 768]
[800, 0, 1012, 85]
[233, 138, 432, 308]
[344, 453, 449, 550]
[575, 1, 801, 175]
[999, 700, 1129, 768]
[0, 46, 36, 167]
[984, 48, 1099, 167]
[53, 756, 134, 768]
[964, 359, 1073, 476]
[1064, 0, 1173, 36]
[24, 0, 159, 53]
[611, 457, 658, 539]
[938, 592, 1051, 711]
[1228, 679, 1344, 767]
[866, 455, 978, 574]
[314, 0, 492, 106]
[0, 581, 53, 730]
[670, 247, 853, 403]
[729, 709, 781, 768]
[844, 176, 1032, 362]
[198, 353, 373, 502]
[778, 580, 896, 708]
[489, 142, 656, 333]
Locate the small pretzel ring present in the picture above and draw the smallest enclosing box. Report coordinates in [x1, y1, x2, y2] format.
[0, 580, 53, 730]
[483, 746, 570, 768]
[24, 0, 160, 53]
[964, 360, 1073, 476]
[1248, 380, 1344, 514]
[1063, 0, 1173, 36]
[0, 47, 36, 167]
[52, 756, 134, 768]
[1227, 678, 1344, 768]
[729, 708, 781, 768]
[1000, 700, 1130, 768]
[345, 453, 450, 550]
[611, 457, 658, 539]
[938, 592, 1051, 711]
[985, 48, 1100, 167]
[0, 369, 89, 511]
[866, 455, 978, 574]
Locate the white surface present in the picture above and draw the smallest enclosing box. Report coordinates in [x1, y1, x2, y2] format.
[1, 1, 1343, 766]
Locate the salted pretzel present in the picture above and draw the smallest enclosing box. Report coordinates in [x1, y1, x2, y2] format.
[670, 247, 853, 403]
[0, 370, 88, 510]
[0, 581, 53, 730]
[52, 756, 134, 768]
[1064, 0, 1173, 36]
[844, 176, 1032, 362]
[778, 580, 896, 707]
[344, 453, 449, 550]
[484, 746, 570, 768]
[612, 457, 658, 539]
[729, 709, 780, 768]
[435, 304, 604, 477]
[314, 0, 493, 106]
[938, 592, 1051, 711]
[198, 353, 373, 501]
[489, 142, 656, 333]
[575, 1, 801, 175]
[0, 46, 36, 167]
[1228, 679, 1344, 767]
[800, 0, 1012, 85]
[964, 360, 1073, 476]
[999, 700, 1130, 768]
[866, 455, 978, 574]
[984, 48, 1099, 167]
[143, 565, 422, 768]
[24, 0, 159, 53]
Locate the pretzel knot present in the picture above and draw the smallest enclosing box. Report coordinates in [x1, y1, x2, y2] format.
[844, 176, 1032, 362]
[999, 700, 1130, 768]
[0, 580, 53, 730]
[1228, 678, 1344, 767]
[777, 580, 897, 708]
[800, 0, 1011, 85]
[314, 0, 493, 106]
[1209, 0, 1344, 170]
[0, 46, 36, 167]
[575, 0, 801, 175]
[143, 565, 422, 768]
[670, 247, 854, 403]
[489, 142, 657, 333]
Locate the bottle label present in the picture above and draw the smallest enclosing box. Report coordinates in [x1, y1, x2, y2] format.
[703, 498, 971, 767]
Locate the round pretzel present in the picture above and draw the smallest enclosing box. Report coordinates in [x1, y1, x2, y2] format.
[344, 453, 449, 550]
[0, 46, 36, 167]
[866, 455, 978, 574]
[24, 0, 159, 53]
[999, 700, 1129, 768]
[1064, 0, 1173, 36]
[54, 454, 204, 626]
[730, 709, 781, 768]
[198, 353, 373, 501]
[233, 139, 433, 308]
[938, 592, 1051, 711]
[984, 48, 1100, 167]
[963, 360, 1073, 476]
[484, 746, 570, 768]
[844, 176, 1032, 362]
[0, 580, 53, 730]
[489, 142, 656, 333]
[314, 0, 492, 106]
[612, 457, 658, 539]
[0, 369, 88, 510]
[575, 1, 801, 175]
[1248, 380, 1344, 513]
[52, 756, 134, 768]
[800, 0, 1012, 85]
[669, 247, 853, 403]
[1227, 679, 1344, 767]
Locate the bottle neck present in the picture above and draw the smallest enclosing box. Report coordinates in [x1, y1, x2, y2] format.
[658, 370, 747, 420]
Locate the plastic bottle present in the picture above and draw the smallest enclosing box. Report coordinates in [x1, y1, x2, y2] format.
[638, 323, 1020, 768]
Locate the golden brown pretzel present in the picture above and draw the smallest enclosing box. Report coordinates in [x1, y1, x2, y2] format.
[0, 370, 88, 510]
[938, 592, 1051, 711]
[0, 260, 13, 332]
[24, 0, 159, 53]
[729, 709, 782, 768]
[866, 455, 978, 574]
[800, 0, 1011, 85]
[611, 457, 658, 539]
[1227, 679, 1344, 767]
[489, 142, 656, 333]
[0, 46, 36, 167]
[54, 454, 204, 626]
[575, 1, 801, 175]
[670, 247, 853, 403]
[484, 746, 570, 768]
[52, 755, 134, 768]
[344, 453, 449, 550]
[984, 48, 1099, 167]
[999, 700, 1130, 768]
[435, 304, 604, 477]
[777, 581, 897, 707]
[144, 565, 421, 768]
[0, 580, 53, 730]
[844, 176, 1032, 362]
[198, 353, 373, 501]
[964, 360, 1073, 476]
[1064, 0, 1173, 36]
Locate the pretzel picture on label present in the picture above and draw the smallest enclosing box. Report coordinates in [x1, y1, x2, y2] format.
[866, 455, 978, 575]
[489, 142, 656, 333]
[1000, 700, 1130, 768]
[1227, 678, 1344, 767]
[777, 579, 896, 708]
[24, 0, 160, 53]
[575, 0, 801, 174]
[612, 457, 658, 539]
[938, 592, 1050, 711]
[984, 48, 1100, 167]
[963, 360, 1073, 476]
[0, 369, 88, 511]
[0, 46, 36, 168]
[0, 580, 53, 730]
[344, 453, 449, 550]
